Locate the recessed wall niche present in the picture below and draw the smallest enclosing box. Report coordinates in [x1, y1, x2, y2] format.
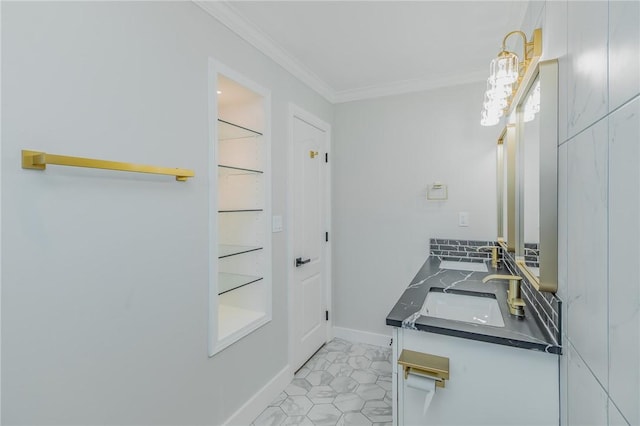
[209, 62, 272, 356]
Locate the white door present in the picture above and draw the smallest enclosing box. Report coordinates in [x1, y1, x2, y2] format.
[292, 115, 328, 371]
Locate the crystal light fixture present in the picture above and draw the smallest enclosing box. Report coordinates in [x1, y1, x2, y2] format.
[481, 109, 501, 127]
[489, 51, 519, 86]
[481, 79, 509, 126]
[481, 78, 510, 126]
[480, 29, 542, 126]
[486, 79, 512, 102]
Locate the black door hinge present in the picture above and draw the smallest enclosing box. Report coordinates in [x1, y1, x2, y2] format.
[325, 310, 329, 321]
[325, 153, 328, 163]
[325, 231, 329, 242]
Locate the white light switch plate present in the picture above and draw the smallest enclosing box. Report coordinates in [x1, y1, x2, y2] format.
[272, 215, 283, 232]
[459, 212, 469, 227]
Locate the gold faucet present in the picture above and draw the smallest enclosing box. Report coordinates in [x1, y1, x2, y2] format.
[477, 246, 499, 269]
[482, 274, 525, 317]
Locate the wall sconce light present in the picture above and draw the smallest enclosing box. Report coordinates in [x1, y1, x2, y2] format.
[480, 28, 542, 126]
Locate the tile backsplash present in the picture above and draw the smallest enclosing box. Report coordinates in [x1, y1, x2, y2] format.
[503, 250, 562, 346]
[524, 242, 540, 268]
[429, 238, 498, 262]
[430, 238, 561, 348]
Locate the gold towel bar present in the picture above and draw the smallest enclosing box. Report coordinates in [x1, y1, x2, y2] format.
[398, 349, 450, 388]
[22, 150, 194, 181]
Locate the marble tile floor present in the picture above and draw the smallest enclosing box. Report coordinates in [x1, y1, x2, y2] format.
[251, 338, 393, 426]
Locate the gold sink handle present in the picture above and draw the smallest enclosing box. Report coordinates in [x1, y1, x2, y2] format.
[477, 246, 499, 268]
[482, 274, 525, 317]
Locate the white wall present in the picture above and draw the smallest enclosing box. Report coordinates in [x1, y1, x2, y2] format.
[521, 1, 639, 425]
[1, 2, 332, 424]
[332, 82, 498, 337]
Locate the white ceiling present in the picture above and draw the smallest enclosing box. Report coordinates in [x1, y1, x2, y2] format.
[197, 1, 529, 103]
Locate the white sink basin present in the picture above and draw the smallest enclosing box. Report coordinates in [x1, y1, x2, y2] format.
[439, 260, 488, 272]
[420, 290, 505, 327]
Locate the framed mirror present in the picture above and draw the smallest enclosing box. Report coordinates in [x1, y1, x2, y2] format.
[514, 59, 558, 293]
[519, 76, 541, 277]
[497, 125, 516, 253]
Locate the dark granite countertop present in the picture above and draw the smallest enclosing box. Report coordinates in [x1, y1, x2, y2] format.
[386, 256, 561, 354]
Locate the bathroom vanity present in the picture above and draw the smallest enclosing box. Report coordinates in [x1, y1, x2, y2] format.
[386, 27, 561, 426]
[386, 255, 560, 426]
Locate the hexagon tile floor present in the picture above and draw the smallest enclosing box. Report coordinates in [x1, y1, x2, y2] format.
[251, 338, 392, 426]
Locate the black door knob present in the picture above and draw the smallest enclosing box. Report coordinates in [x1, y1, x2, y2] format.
[295, 257, 311, 267]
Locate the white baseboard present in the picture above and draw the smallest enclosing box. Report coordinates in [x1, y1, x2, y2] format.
[332, 326, 392, 348]
[223, 365, 292, 426]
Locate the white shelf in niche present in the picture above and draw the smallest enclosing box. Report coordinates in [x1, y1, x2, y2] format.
[218, 272, 263, 295]
[218, 164, 263, 175]
[218, 119, 262, 141]
[218, 304, 265, 340]
[219, 244, 262, 258]
[218, 209, 263, 213]
[218, 120, 264, 172]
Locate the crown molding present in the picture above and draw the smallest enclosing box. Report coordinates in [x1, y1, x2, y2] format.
[194, 1, 337, 103]
[332, 70, 488, 103]
[195, 1, 489, 104]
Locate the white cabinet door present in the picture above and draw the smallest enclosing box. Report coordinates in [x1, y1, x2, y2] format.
[395, 328, 559, 426]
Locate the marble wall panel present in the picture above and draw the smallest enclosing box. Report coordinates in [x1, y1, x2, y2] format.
[567, 119, 608, 386]
[567, 343, 608, 426]
[608, 1, 640, 112]
[608, 98, 639, 425]
[567, 1, 608, 137]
